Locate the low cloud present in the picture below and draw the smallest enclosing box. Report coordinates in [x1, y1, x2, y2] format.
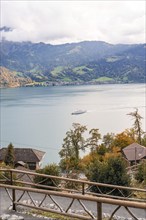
[0, 26, 13, 32]
[1, 1, 145, 44]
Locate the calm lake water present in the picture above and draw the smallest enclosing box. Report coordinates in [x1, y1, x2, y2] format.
[0, 84, 145, 166]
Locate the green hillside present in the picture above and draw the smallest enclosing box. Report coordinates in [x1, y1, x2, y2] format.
[0, 40, 145, 87]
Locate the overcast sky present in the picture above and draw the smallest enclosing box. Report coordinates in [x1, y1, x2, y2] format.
[0, 0, 145, 45]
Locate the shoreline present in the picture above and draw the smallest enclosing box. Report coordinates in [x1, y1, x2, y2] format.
[1, 81, 145, 89]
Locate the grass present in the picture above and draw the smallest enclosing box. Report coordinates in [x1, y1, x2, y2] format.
[73, 66, 92, 75]
[27, 209, 81, 220]
[131, 181, 146, 199]
[94, 77, 114, 82]
[106, 56, 122, 62]
[62, 77, 72, 82]
[14, 71, 24, 77]
[51, 66, 65, 76]
[29, 66, 42, 74]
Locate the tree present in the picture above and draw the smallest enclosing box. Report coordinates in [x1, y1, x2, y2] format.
[87, 128, 101, 152]
[124, 128, 137, 142]
[141, 133, 146, 147]
[127, 108, 143, 144]
[4, 143, 15, 167]
[59, 123, 87, 174]
[59, 123, 102, 175]
[102, 132, 115, 149]
[113, 131, 134, 150]
[105, 157, 130, 187]
[85, 156, 130, 196]
[104, 146, 121, 161]
[96, 144, 107, 156]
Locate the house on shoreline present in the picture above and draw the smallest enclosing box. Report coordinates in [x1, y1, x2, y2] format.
[0, 148, 45, 170]
[122, 143, 146, 166]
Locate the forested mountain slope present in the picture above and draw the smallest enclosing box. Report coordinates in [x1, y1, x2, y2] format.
[0, 40, 145, 87]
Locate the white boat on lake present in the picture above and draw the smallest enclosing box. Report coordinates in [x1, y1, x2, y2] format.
[71, 109, 87, 115]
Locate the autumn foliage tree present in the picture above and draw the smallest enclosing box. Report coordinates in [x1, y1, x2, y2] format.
[59, 123, 102, 175]
[59, 109, 145, 189]
[112, 131, 134, 150]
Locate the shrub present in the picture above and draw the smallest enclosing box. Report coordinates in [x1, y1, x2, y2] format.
[34, 163, 61, 189]
[135, 160, 146, 184]
[0, 162, 16, 185]
[85, 157, 130, 196]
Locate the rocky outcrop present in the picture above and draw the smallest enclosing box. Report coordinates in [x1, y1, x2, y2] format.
[0, 67, 32, 88]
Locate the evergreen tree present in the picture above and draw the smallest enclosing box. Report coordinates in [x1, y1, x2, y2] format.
[4, 143, 15, 167]
[86, 156, 130, 196]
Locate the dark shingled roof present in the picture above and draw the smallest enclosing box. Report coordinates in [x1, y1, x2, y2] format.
[122, 143, 146, 162]
[0, 148, 45, 163]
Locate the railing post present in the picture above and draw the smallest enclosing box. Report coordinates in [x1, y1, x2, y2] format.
[10, 170, 16, 211]
[97, 202, 102, 220]
[82, 182, 85, 195]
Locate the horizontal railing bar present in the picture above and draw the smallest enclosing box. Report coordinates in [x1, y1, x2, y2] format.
[85, 191, 146, 203]
[12, 180, 60, 190]
[1, 168, 146, 193]
[6, 180, 81, 194]
[1, 184, 146, 209]
[15, 202, 91, 220]
[7, 180, 146, 203]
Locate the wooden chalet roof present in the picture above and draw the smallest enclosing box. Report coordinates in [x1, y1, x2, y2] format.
[0, 148, 45, 163]
[122, 143, 146, 162]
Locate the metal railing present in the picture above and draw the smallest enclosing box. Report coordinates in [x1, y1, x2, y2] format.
[0, 168, 146, 220]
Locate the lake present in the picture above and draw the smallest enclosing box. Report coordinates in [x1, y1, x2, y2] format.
[0, 84, 145, 166]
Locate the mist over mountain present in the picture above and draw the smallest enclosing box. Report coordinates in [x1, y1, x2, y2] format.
[0, 40, 145, 87]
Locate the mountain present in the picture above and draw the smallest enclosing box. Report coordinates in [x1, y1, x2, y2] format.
[0, 40, 145, 87]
